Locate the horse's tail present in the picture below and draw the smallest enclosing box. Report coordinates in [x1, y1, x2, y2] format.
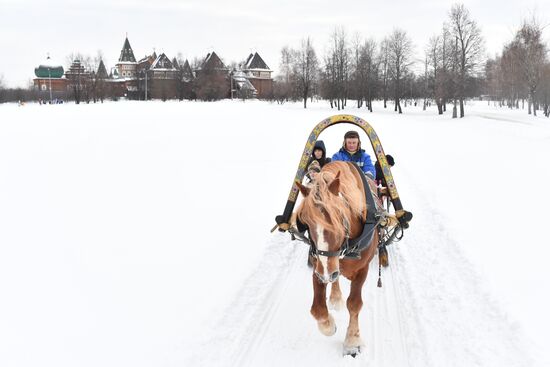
[379, 245, 389, 267]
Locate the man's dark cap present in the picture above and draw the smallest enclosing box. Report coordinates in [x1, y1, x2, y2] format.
[344, 130, 360, 140]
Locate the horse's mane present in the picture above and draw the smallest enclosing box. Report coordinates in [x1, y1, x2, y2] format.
[297, 164, 365, 236]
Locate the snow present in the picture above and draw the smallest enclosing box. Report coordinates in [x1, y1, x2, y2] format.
[0, 99, 549, 367]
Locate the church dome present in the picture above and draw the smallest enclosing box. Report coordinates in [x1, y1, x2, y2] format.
[34, 55, 64, 78]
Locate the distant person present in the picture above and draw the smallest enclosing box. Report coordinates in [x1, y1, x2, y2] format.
[332, 130, 375, 178]
[306, 140, 331, 181]
[375, 154, 395, 187]
[305, 160, 321, 183]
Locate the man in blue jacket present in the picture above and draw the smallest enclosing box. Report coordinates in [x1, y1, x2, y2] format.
[332, 130, 376, 178]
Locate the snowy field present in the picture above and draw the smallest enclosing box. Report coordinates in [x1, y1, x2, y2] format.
[0, 99, 549, 367]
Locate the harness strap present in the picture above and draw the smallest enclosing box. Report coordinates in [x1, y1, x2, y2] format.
[341, 162, 379, 258]
[293, 163, 384, 259]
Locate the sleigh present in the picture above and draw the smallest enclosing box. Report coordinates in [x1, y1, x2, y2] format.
[272, 114, 413, 256]
[271, 115, 413, 356]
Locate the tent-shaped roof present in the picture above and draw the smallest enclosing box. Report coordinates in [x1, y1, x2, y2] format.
[182, 60, 194, 82]
[245, 52, 270, 70]
[97, 59, 108, 78]
[150, 53, 176, 70]
[172, 57, 180, 70]
[203, 51, 227, 70]
[118, 37, 136, 63]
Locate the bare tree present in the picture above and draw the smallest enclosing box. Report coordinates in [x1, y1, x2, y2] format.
[280, 46, 294, 85]
[362, 39, 379, 112]
[387, 28, 413, 113]
[500, 43, 525, 108]
[333, 28, 351, 109]
[351, 33, 364, 108]
[427, 35, 442, 113]
[0, 74, 5, 103]
[379, 38, 390, 108]
[320, 52, 337, 107]
[277, 46, 295, 101]
[448, 3, 484, 117]
[321, 28, 351, 110]
[541, 63, 550, 117]
[484, 56, 503, 105]
[512, 18, 547, 116]
[293, 37, 318, 108]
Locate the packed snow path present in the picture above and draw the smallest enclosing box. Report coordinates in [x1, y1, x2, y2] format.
[191, 169, 532, 367]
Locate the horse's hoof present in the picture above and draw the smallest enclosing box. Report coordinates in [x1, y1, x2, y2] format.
[318, 314, 337, 336]
[343, 345, 362, 357]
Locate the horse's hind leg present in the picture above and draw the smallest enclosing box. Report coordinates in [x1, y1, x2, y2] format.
[344, 267, 369, 356]
[329, 279, 345, 311]
[311, 274, 337, 336]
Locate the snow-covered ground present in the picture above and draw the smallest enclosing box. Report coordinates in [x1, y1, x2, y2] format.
[0, 99, 548, 367]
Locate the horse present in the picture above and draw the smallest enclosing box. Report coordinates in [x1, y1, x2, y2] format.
[295, 160, 379, 357]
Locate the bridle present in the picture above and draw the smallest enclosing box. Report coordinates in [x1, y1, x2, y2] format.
[308, 216, 351, 258]
[292, 162, 393, 259]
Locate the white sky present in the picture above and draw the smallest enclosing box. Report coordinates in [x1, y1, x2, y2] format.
[1, 0, 549, 88]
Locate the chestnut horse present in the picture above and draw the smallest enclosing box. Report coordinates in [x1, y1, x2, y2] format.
[295, 160, 379, 356]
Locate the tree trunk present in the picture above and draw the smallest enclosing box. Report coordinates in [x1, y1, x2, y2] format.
[459, 99, 464, 118]
[530, 89, 538, 116]
[452, 99, 457, 118]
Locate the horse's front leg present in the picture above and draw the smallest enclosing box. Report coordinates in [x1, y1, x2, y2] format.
[329, 278, 345, 311]
[344, 267, 369, 356]
[311, 274, 337, 336]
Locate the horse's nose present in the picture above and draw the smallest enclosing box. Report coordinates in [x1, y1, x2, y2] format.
[329, 271, 340, 283]
[315, 271, 329, 283]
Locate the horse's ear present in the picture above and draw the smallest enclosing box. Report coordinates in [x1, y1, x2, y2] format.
[328, 171, 341, 196]
[296, 181, 311, 197]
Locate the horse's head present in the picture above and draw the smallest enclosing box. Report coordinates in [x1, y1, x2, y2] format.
[296, 171, 349, 284]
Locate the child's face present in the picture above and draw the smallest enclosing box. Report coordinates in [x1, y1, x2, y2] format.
[314, 149, 323, 159]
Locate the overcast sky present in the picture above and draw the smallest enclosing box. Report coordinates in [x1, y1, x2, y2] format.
[1, 0, 549, 88]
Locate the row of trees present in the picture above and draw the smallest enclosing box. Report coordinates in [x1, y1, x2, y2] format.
[275, 4, 487, 118]
[485, 18, 550, 117]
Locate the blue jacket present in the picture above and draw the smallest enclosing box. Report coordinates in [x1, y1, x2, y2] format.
[332, 148, 376, 177]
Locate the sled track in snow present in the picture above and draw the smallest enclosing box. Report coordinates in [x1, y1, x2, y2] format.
[191, 231, 415, 367]
[370, 245, 412, 367]
[191, 178, 534, 367]
[229, 239, 303, 367]
[187, 234, 303, 367]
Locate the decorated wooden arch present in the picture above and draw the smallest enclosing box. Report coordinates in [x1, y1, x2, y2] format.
[274, 114, 408, 231]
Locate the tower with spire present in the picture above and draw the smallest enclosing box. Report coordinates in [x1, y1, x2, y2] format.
[115, 36, 137, 79]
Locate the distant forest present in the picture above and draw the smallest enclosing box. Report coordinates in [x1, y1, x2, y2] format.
[1, 4, 549, 118]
